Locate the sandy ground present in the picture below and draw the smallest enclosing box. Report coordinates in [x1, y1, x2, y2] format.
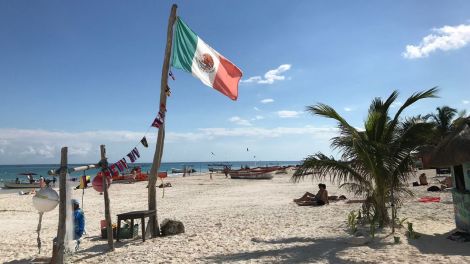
[0, 169, 469, 263]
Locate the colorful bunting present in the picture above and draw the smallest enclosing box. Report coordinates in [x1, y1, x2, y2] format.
[152, 111, 165, 128]
[109, 164, 119, 175]
[115, 161, 124, 172]
[120, 158, 128, 169]
[127, 152, 136, 163]
[132, 147, 140, 158]
[140, 137, 148, 148]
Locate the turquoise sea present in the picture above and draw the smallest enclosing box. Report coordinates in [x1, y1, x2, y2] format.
[0, 161, 299, 189]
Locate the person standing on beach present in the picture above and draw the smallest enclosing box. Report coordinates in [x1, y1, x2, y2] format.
[72, 199, 85, 240]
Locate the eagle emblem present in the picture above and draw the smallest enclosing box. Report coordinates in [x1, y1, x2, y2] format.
[197, 53, 215, 73]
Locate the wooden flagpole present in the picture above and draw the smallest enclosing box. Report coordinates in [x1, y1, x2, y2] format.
[148, 4, 178, 237]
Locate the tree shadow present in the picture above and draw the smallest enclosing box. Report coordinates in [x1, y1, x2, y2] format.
[4, 257, 50, 264]
[407, 230, 470, 256]
[72, 238, 145, 262]
[203, 236, 390, 263]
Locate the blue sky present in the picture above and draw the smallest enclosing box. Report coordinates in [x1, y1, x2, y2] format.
[1, 0, 470, 164]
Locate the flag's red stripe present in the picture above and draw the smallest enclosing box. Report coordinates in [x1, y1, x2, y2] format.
[213, 55, 242, 101]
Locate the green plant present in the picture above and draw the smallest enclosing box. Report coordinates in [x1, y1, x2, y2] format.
[406, 222, 420, 239]
[292, 88, 438, 227]
[347, 211, 358, 233]
[396, 217, 408, 228]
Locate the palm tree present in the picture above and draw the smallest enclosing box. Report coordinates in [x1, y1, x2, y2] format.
[292, 88, 438, 228]
[425, 106, 457, 141]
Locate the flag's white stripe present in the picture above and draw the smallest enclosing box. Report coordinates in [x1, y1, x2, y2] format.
[191, 37, 220, 87]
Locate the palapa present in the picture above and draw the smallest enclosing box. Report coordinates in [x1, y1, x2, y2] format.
[429, 118, 470, 167]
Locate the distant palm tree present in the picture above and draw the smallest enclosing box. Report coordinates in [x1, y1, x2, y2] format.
[425, 106, 457, 140]
[292, 88, 438, 228]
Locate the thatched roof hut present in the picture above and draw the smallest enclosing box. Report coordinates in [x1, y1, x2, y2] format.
[430, 118, 470, 167]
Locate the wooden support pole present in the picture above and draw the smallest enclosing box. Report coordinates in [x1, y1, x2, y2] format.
[53, 147, 67, 264]
[148, 3, 177, 238]
[100, 145, 114, 250]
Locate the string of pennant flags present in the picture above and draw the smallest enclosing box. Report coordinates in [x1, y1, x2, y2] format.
[107, 73, 175, 174]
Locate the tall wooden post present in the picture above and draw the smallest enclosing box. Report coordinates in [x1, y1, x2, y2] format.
[100, 145, 114, 250]
[148, 4, 177, 237]
[54, 147, 67, 264]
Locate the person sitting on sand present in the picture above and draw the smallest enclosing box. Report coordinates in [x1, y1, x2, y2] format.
[294, 183, 329, 206]
[419, 173, 428, 185]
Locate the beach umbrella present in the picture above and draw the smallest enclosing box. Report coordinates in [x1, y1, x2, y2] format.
[430, 118, 470, 167]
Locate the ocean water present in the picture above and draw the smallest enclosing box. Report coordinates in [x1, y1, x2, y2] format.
[0, 161, 299, 187]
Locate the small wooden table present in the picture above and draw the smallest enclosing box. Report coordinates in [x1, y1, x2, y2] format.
[116, 210, 156, 242]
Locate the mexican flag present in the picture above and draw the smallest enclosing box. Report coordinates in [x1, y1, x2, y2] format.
[171, 17, 242, 101]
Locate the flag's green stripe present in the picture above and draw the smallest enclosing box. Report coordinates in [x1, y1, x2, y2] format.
[171, 17, 198, 73]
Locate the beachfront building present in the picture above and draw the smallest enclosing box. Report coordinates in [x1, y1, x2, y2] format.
[430, 118, 470, 233]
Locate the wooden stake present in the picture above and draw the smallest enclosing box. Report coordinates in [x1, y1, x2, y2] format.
[101, 145, 114, 250]
[53, 147, 67, 264]
[148, 3, 177, 237]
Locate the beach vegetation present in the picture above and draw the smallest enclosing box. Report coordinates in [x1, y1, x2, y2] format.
[347, 210, 358, 233]
[292, 88, 438, 228]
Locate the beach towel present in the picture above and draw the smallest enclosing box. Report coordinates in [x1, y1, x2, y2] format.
[418, 196, 440, 203]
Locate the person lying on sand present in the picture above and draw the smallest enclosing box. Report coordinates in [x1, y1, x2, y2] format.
[294, 183, 329, 206]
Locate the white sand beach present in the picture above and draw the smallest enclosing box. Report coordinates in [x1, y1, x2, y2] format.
[1, 169, 469, 263]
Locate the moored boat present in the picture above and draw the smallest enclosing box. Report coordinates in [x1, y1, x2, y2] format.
[229, 167, 279, 180]
[3, 172, 41, 189]
[3, 182, 40, 189]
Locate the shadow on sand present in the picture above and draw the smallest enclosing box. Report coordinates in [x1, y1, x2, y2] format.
[203, 236, 391, 264]
[4, 237, 143, 264]
[407, 230, 470, 256]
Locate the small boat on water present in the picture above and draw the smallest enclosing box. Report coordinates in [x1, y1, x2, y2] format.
[171, 166, 196, 174]
[229, 167, 279, 180]
[3, 172, 41, 189]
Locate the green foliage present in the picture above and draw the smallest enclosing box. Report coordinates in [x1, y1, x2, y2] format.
[406, 222, 420, 239]
[396, 217, 408, 228]
[292, 88, 438, 227]
[347, 210, 358, 234]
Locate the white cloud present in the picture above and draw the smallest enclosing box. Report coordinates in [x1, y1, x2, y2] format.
[0, 126, 340, 164]
[403, 24, 470, 59]
[277, 110, 302, 118]
[229, 116, 252, 126]
[251, 115, 264, 121]
[261, 98, 274, 104]
[463, 100, 470, 104]
[241, 64, 292, 84]
[344, 107, 353, 112]
[253, 107, 260, 111]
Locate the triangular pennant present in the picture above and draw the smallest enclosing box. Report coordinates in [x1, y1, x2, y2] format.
[140, 136, 148, 148]
[132, 147, 140, 158]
